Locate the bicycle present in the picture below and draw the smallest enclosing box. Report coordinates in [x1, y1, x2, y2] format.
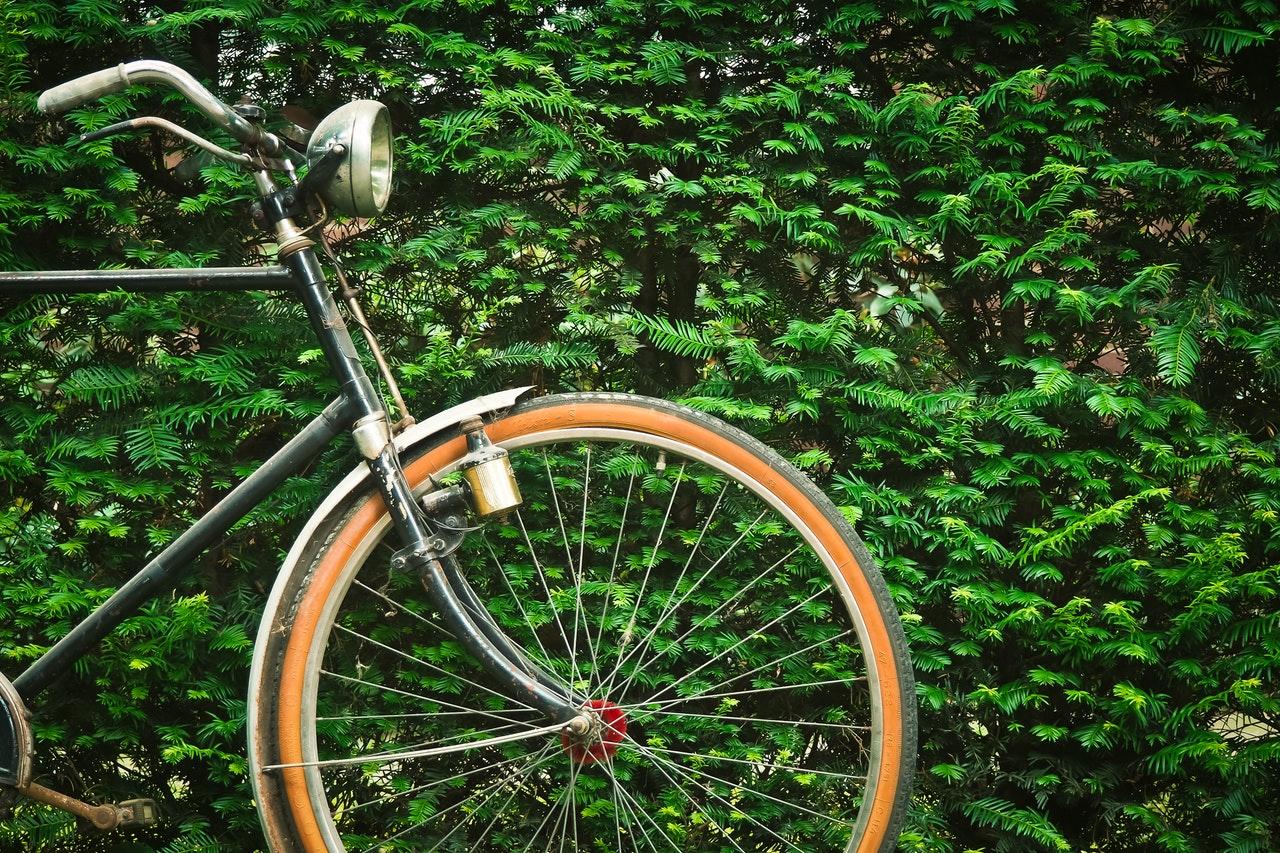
[0, 60, 916, 851]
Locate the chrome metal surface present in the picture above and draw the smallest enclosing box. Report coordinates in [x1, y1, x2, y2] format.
[306, 100, 393, 217]
[458, 420, 522, 518]
[0, 266, 295, 295]
[40, 60, 285, 155]
[351, 412, 391, 460]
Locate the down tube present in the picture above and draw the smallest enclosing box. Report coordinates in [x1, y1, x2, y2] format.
[13, 397, 353, 702]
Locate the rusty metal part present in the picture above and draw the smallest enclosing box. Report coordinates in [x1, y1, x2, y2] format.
[458, 417, 523, 518]
[276, 233, 316, 258]
[563, 714, 593, 737]
[0, 673, 32, 789]
[115, 798, 159, 828]
[19, 782, 123, 831]
[419, 484, 470, 517]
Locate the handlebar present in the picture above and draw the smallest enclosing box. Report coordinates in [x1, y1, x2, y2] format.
[37, 64, 131, 114]
[38, 60, 285, 157]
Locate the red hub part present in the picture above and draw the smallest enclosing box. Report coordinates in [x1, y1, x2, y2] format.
[561, 699, 626, 765]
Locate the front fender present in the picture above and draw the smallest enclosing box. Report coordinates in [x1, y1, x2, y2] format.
[246, 385, 533, 851]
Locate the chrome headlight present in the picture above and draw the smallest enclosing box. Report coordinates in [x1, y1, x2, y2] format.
[306, 100, 393, 218]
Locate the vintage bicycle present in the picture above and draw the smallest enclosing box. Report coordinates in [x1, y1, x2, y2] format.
[0, 60, 916, 851]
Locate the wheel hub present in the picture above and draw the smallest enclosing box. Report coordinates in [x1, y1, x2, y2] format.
[561, 699, 626, 765]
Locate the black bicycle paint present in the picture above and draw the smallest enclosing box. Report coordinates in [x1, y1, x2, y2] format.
[13, 397, 352, 700]
[3, 71, 579, 724]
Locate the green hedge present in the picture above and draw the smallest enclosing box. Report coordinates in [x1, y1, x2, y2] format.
[2, 1, 1278, 849]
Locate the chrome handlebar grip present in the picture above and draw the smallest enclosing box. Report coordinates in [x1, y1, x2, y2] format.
[37, 64, 132, 115]
[38, 60, 285, 156]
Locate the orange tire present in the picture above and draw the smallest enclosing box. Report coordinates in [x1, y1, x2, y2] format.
[257, 393, 915, 852]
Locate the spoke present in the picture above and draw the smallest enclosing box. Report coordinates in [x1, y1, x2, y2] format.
[332, 622, 538, 712]
[358, 745, 557, 853]
[515, 509, 579, 677]
[620, 676, 867, 711]
[663, 482, 728, 617]
[633, 629, 853, 712]
[453, 592, 573, 701]
[613, 482, 727, 697]
[632, 708, 869, 731]
[547, 775, 571, 853]
[614, 775, 682, 851]
[627, 739, 755, 853]
[611, 776, 661, 853]
[618, 551, 823, 708]
[316, 670, 544, 735]
[543, 446, 580, 590]
[617, 542, 800, 698]
[465, 737, 555, 850]
[518, 775, 575, 853]
[605, 512, 773, 695]
[642, 743, 869, 782]
[542, 448, 585, 688]
[623, 736, 858, 830]
[332, 721, 528, 775]
[482, 534, 558, 670]
[357, 810, 427, 852]
[601, 461, 687, 697]
[548, 757, 582, 853]
[352, 578, 451, 636]
[642, 586, 829, 706]
[318, 708, 541, 723]
[637, 737, 808, 850]
[603, 765, 643, 853]
[601, 751, 625, 853]
[422, 741, 559, 853]
[569, 755, 580, 853]
[573, 443, 603, 690]
[267, 719, 565, 770]
[612, 783, 655, 853]
[343, 746, 539, 815]
[591, 469, 636, 693]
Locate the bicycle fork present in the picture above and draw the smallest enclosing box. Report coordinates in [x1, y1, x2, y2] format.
[279, 242, 591, 735]
[364, 412, 591, 731]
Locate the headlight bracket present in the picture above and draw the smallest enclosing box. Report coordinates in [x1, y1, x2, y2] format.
[251, 143, 349, 230]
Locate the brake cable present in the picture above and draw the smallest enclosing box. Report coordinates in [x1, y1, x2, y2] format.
[315, 231, 416, 432]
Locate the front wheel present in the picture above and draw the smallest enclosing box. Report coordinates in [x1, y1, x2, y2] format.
[253, 393, 916, 852]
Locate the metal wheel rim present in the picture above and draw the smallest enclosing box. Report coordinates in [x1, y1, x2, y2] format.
[297, 426, 885, 852]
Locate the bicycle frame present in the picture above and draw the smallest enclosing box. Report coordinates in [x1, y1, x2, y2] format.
[0, 245, 582, 724]
[0, 71, 591, 825]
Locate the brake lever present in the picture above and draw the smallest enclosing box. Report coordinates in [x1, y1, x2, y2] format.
[74, 115, 259, 168]
[76, 120, 140, 144]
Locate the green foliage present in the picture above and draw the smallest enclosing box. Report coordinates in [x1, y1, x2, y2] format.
[2, 0, 1279, 850]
